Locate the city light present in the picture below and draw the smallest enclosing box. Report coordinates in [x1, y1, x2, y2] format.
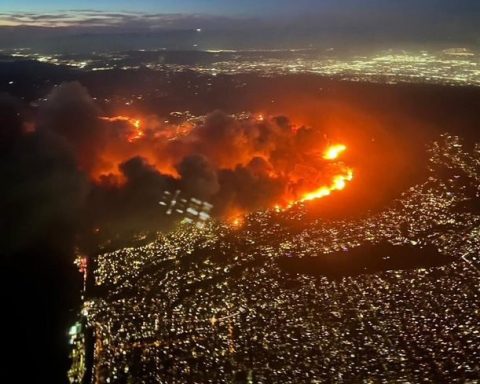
[73, 135, 480, 383]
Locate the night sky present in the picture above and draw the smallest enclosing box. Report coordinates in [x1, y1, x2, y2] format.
[0, 0, 479, 47]
[0, 1, 479, 51]
[5, 0, 376, 15]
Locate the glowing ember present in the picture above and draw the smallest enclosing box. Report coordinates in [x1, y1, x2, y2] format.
[230, 217, 244, 228]
[99, 115, 133, 124]
[130, 119, 144, 142]
[323, 144, 347, 160]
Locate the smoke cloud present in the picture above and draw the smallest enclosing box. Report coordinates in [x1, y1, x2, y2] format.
[0, 90, 89, 255]
[0, 81, 351, 250]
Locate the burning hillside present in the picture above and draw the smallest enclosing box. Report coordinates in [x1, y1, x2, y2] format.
[93, 111, 354, 215]
[2, 82, 355, 240]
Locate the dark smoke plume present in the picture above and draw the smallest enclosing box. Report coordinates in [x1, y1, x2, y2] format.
[1, 82, 347, 248]
[176, 154, 220, 199]
[1, 86, 90, 384]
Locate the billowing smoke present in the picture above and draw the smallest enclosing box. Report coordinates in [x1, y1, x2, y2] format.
[176, 154, 220, 199]
[0, 90, 89, 255]
[0, 82, 352, 250]
[38, 82, 106, 173]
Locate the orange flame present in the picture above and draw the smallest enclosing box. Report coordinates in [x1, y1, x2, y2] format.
[323, 144, 347, 160]
[272, 145, 353, 210]
[130, 119, 144, 142]
[100, 116, 144, 143]
[300, 168, 353, 202]
[228, 215, 245, 229]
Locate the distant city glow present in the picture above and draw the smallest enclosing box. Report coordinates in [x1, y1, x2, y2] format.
[7, 49, 479, 87]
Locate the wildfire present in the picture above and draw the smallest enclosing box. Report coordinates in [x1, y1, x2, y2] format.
[100, 116, 144, 142]
[300, 168, 353, 202]
[323, 144, 347, 160]
[226, 211, 245, 229]
[130, 119, 144, 142]
[96, 113, 354, 221]
[295, 144, 353, 204]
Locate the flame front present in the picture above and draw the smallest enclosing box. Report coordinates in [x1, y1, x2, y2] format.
[300, 166, 353, 202]
[323, 144, 347, 160]
[276, 144, 354, 210]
